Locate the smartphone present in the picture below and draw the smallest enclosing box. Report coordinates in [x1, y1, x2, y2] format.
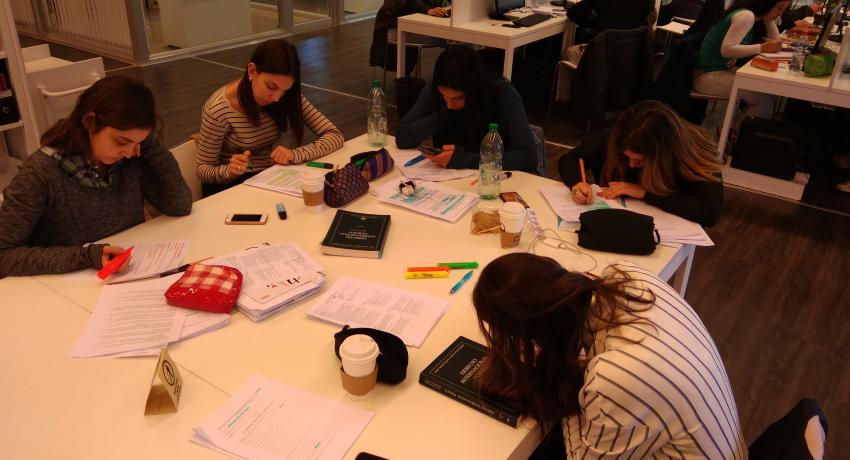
[418, 146, 442, 155]
[225, 213, 268, 225]
[500, 191, 530, 208]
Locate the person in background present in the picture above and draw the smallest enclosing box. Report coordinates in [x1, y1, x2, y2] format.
[196, 38, 343, 197]
[0, 76, 192, 277]
[369, 0, 449, 75]
[473, 253, 747, 459]
[558, 101, 723, 226]
[396, 45, 537, 172]
[693, 0, 789, 119]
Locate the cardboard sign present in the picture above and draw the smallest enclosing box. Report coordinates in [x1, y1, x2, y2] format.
[144, 348, 182, 415]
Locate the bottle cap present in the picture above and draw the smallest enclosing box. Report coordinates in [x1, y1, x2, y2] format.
[488, 123, 499, 132]
[372, 79, 380, 88]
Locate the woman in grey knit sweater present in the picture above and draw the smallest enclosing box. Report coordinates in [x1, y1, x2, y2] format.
[0, 76, 192, 277]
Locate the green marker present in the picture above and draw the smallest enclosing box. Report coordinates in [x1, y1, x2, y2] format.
[306, 161, 335, 169]
[437, 262, 479, 269]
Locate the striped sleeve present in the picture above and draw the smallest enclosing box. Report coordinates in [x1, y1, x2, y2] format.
[196, 93, 235, 184]
[290, 95, 344, 163]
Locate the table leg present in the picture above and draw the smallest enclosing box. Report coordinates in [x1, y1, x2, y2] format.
[397, 28, 406, 79]
[669, 244, 695, 297]
[503, 47, 515, 80]
[716, 82, 739, 160]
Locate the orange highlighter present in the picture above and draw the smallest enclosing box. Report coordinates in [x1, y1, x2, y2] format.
[97, 246, 134, 280]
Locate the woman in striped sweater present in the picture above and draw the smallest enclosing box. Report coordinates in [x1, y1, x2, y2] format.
[196, 39, 344, 197]
[473, 253, 747, 459]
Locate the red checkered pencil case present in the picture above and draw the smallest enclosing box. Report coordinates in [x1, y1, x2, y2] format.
[164, 264, 242, 313]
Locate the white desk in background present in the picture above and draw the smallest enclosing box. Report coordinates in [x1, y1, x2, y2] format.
[4, 134, 695, 459]
[396, 12, 569, 80]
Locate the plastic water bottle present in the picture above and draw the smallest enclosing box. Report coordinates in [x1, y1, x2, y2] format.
[367, 80, 388, 148]
[478, 123, 503, 200]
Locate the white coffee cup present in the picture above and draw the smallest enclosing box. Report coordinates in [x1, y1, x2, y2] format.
[339, 334, 379, 396]
[499, 202, 526, 248]
[301, 171, 326, 213]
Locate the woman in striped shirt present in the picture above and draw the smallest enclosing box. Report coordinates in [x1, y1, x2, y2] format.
[473, 254, 747, 459]
[196, 38, 344, 197]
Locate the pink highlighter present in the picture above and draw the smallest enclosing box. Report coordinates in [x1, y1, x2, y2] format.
[97, 246, 134, 280]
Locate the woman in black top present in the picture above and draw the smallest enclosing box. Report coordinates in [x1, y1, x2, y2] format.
[396, 45, 537, 173]
[558, 100, 723, 226]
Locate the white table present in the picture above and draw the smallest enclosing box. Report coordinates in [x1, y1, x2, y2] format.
[396, 12, 569, 80]
[716, 60, 850, 200]
[2, 135, 695, 459]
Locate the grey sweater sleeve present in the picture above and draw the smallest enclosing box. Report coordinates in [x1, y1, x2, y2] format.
[0, 165, 105, 276]
[139, 136, 193, 216]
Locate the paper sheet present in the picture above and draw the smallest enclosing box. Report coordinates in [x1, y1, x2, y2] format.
[306, 276, 449, 347]
[372, 179, 478, 223]
[107, 240, 190, 283]
[243, 165, 313, 196]
[68, 277, 187, 358]
[619, 199, 714, 246]
[192, 374, 373, 460]
[540, 184, 619, 226]
[391, 149, 477, 182]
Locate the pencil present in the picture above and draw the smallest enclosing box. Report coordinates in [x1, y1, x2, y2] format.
[579, 158, 587, 183]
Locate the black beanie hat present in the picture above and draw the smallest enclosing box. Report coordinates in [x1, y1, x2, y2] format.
[334, 325, 409, 384]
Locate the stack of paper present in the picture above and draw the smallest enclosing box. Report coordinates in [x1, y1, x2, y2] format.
[193, 374, 373, 460]
[391, 149, 477, 182]
[540, 184, 618, 230]
[105, 240, 190, 284]
[372, 179, 478, 223]
[211, 244, 326, 321]
[306, 276, 449, 347]
[243, 164, 312, 196]
[68, 276, 230, 358]
[532, 5, 568, 16]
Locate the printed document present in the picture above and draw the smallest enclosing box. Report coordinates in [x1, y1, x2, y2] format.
[306, 277, 449, 347]
[372, 180, 478, 223]
[107, 240, 190, 283]
[193, 374, 373, 460]
[392, 149, 477, 182]
[540, 184, 618, 228]
[243, 164, 312, 196]
[211, 244, 325, 321]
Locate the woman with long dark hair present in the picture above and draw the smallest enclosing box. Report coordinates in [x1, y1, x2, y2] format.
[395, 45, 537, 172]
[558, 101, 723, 226]
[694, 0, 789, 118]
[196, 38, 344, 197]
[473, 253, 747, 459]
[0, 76, 192, 276]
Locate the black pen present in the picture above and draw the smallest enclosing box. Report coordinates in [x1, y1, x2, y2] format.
[107, 257, 212, 284]
[276, 202, 287, 220]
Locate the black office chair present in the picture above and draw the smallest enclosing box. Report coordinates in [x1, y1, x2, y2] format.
[568, 27, 653, 130]
[749, 398, 828, 460]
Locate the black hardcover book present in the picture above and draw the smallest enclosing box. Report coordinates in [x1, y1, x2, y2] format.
[321, 210, 391, 259]
[419, 336, 523, 427]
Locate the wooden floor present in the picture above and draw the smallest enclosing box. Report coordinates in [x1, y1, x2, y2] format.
[24, 19, 849, 458]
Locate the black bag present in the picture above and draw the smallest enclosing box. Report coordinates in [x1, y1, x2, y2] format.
[577, 208, 659, 255]
[731, 116, 805, 180]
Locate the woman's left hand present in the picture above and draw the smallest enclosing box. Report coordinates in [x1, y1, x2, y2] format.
[271, 146, 295, 165]
[424, 145, 455, 168]
[599, 181, 646, 199]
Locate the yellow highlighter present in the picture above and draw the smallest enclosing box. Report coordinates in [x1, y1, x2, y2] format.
[404, 271, 449, 279]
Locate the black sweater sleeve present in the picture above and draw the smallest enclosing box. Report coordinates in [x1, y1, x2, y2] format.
[396, 81, 438, 149]
[558, 127, 611, 187]
[644, 178, 724, 227]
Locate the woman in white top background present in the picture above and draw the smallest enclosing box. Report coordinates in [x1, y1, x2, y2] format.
[196, 38, 344, 197]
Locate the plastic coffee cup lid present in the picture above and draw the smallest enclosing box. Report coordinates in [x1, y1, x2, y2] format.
[341, 335, 378, 360]
[499, 201, 525, 216]
[302, 171, 325, 183]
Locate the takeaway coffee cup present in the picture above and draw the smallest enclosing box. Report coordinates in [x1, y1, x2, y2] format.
[499, 202, 526, 248]
[339, 334, 379, 397]
[301, 171, 325, 213]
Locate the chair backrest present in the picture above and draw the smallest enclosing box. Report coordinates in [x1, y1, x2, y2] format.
[572, 27, 653, 122]
[749, 398, 828, 460]
[529, 124, 547, 177]
[170, 140, 203, 202]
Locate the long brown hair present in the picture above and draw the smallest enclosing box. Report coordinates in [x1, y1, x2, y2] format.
[601, 100, 721, 195]
[40, 75, 159, 157]
[238, 38, 303, 145]
[472, 253, 654, 427]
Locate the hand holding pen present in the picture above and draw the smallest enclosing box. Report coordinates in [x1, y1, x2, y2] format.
[570, 158, 592, 205]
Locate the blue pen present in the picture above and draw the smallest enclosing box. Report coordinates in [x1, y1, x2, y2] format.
[450, 270, 474, 295]
[276, 202, 287, 220]
[620, 196, 627, 208]
[404, 154, 426, 167]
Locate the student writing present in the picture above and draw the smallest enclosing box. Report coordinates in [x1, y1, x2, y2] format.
[0, 76, 192, 277]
